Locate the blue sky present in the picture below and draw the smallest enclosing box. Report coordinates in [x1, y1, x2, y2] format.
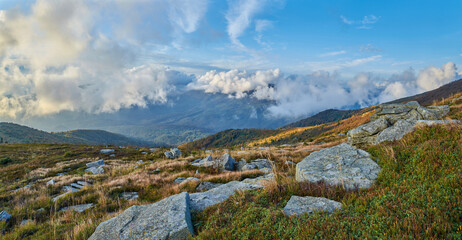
[0, 0, 461, 120]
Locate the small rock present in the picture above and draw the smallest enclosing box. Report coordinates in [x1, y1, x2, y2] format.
[136, 160, 144, 164]
[174, 177, 186, 184]
[59, 203, 94, 213]
[175, 177, 200, 184]
[141, 152, 147, 155]
[100, 149, 115, 154]
[120, 192, 139, 201]
[149, 148, 158, 151]
[20, 219, 32, 226]
[0, 211, 11, 221]
[237, 151, 248, 154]
[109, 154, 116, 157]
[46, 179, 56, 185]
[283, 196, 342, 216]
[85, 166, 105, 174]
[86, 160, 105, 168]
[63, 186, 80, 192]
[196, 181, 223, 191]
[216, 153, 236, 171]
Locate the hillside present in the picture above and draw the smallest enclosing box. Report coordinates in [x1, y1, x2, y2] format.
[0, 123, 149, 146]
[280, 109, 360, 129]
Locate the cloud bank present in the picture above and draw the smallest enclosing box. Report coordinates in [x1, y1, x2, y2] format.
[189, 62, 459, 118]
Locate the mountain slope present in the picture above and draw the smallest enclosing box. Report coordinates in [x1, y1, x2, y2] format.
[0, 122, 149, 146]
[280, 109, 360, 129]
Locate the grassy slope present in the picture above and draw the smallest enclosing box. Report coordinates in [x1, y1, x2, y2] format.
[280, 109, 360, 129]
[193, 124, 462, 239]
[55, 129, 150, 146]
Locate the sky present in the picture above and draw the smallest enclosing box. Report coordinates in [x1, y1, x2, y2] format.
[0, 0, 461, 121]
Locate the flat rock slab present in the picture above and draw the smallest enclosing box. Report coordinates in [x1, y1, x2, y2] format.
[0, 210, 11, 221]
[89, 192, 194, 240]
[189, 181, 263, 211]
[283, 196, 342, 216]
[60, 203, 93, 213]
[296, 143, 381, 189]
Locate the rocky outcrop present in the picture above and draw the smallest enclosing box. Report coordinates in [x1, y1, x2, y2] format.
[189, 181, 263, 211]
[191, 154, 236, 171]
[283, 196, 342, 216]
[165, 148, 182, 159]
[348, 101, 450, 146]
[296, 143, 381, 189]
[89, 192, 194, 240]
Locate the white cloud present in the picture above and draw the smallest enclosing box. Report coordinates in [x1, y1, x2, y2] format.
[0, 0, 199, 119]
[226, 0, 266, 47]
[255, 19, 273, 32]
[340, 14, 380, 29]
[319, 50, 347, 57]
[304, 55, 382, 71]
[416, 62, 457, 92]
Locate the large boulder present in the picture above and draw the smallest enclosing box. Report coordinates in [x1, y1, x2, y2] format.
[86, 159, 105, 168]
[165, 148, 182, 159]
[89, 192, 194, 240]
[189, 181, 263, 211]
[191, 155, 215, 167]
[296, 143, 381, 189]
[348, 101, 450, 146]
[283, 196, 342, 216]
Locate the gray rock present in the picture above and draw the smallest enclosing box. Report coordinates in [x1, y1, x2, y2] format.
[347, 118, 389, 146]
[59, 203, 93, 213]
[71, 183, 85, 189]
[250, 159, 273, 173]
[216, 153, 236, 171]
[89, 192, 194, 240]
[192, 155, 215, 167]
[164, 151, 174, 159]
[285, 160, 296, 166]
[149, 148, 158, 151]
[86, 159, 105, 168]
[174, 177, 200, 184]
[20, 219, 32, 226]
[196, 181, 223, 191]
[416, 119, 460, 126]
[120, 192, 139, 201]
[46, 179, 56, 185]
[77, 181, 91, 186]
[136, 160, 144, 164]
[100, 149, 114, 154]
[242, 173, 275, 185]
[375, 119, 416, 144]
[85, 166, 105, 174]
[0, 211, 11, 221]
[189, 181, 263, 211]
[63, 186, 80, 192]
[296, 143, 381, 189]
[283, 196, 342, 216]
[236, 159, 248, 171]
[171, 148, 182, 158]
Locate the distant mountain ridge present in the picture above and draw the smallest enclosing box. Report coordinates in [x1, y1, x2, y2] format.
[0, 122, 150, 146]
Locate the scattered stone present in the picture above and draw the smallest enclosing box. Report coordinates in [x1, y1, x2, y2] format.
[20, 219, 33, 226]
[120, 192, 139, 201]
[191, 158, 201, 164]
[216, 153, 236, 171]
[296, 143, 381, 189]
[283, 196, 342, 216]
[189, 181, 263, 211]
[164, 148, 182, 159]
[239, 159, 273, 173]
[100, 149, 115, 154]
[141, 152, 147, 155]
[205, 150, 213, 154]
[63, 186, 80, 192]
[338, 133, 346, 136]
[136, 160, 144, 164]
[236, 159, 247, 171]
[191, 155, 215, 167]
[258, 147, 270, 150]
[86, 160, 105, 168]
[149, 148, 158, 151]
[237, 151, 248, 154]
[196, 181, 223, 191]
[59, 203, 94, 213]
[77, 181, 91, 186]
[56, 172, 65, 176]
[85, 166, 104, 175]
[89, 192, 194, 240]
[109, 154, 116, 157]
[46, 179, 56, 185]
[70, 183, 85, 189]
[0, 211, 11, 221]
[195, 170, 199, 175]
[153, 168, 161, 174]
[175, 177, 200, 184]
[242, 173, 275, 185]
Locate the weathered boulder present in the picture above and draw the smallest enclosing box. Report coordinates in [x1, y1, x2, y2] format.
[59, 203, 93, 213]
[348, 101, 450, 146]
[242, 173, 275, 185]
[296, 143, 381, 189]
[283, 196, 342, 216]
[236, 159, 247, 170]
[89, 192, 194, 240]
[100, 149, 114, 154]
[171, 148, 182, 158]
[238, 159, 273, 173]
[46, 179, 56, 185]
[191, 155, 214, 167]
[196, 181, 223, 191]
[174, 177, 200, 184]
[164, 151, 174, 158]
[189, 181, 263, 211]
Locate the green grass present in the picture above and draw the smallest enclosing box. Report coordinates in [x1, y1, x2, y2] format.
[193, 124, 462, 239]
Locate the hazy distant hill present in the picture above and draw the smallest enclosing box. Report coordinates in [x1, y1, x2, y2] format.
[0, 122, 149, 146]
[280, 109, 360, 129]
